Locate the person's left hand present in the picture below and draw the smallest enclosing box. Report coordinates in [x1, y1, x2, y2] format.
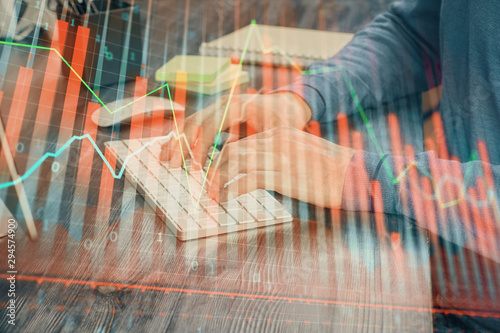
[207, 127, 356, 208]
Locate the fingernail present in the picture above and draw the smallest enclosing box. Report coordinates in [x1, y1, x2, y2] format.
[170, 150, 182, 167]
[208, 170, 220, 200]
[160, 144, 171, 160]
[207, 169, 214, 183]
[208, 185, 219, 201]
[219, 189, 227, 202]
[160, 148, 169, 161]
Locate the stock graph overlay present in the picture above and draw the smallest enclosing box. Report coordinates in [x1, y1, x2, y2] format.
[0, 0, 499, 332]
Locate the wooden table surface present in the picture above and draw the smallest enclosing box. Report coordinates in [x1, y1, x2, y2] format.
[1, 190, 433, 332]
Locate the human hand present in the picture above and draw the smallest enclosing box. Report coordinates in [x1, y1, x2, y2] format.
[206, 127, 356, 208]
[160, 93, 312, 168]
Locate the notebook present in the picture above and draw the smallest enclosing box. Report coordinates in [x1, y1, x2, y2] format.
[165, 64, 249, 95]
[199, 24, 354, 68]
[155, 55, 231, 83]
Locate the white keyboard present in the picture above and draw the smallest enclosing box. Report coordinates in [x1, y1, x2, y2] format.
[105, 135, 293, 240]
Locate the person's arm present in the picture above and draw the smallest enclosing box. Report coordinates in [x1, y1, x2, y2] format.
[279, 0, 442, 123]
[344, 149, 500, 263]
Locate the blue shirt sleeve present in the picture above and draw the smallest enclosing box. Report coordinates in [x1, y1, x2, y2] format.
[342, 150, 500, 263]
[278, 0, 442, 123]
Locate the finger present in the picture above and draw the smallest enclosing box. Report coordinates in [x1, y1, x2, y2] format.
[208, 128, 277, 174]
[163, 135, 185, 167]
[219, 171, 280, 202]
[190, 126, 205, 170]
[171, 129, 202, 168]
[207, 169, 220, 201]
[216, 151, 277, 187]
[207, 138, 260, 182]
[201, 96, 246, 161]
[160, 113, 197, 162]
[207, 129, 282, 185]
[224, 130, 241, 145]
[163, 95, 243, 165]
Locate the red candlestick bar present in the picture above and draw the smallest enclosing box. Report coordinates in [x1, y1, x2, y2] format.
[58, 25, 90, 142]
[130, 77, 148, 138]
[4, 67, 33, 160]
[95, 146, 117, 229]
[337, 112, 350, 148]
[75, 102, 100, 186]
[33, 20, 68, 134]
[150, 99, 166, 137]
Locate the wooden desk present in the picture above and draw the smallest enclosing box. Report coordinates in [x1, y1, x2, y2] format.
[1, 193, 433, 332]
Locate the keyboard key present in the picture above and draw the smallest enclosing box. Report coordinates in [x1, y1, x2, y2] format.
[198, 197, 219, 208]
[189, 170, 206, 185]
[147, 142, 162, 159]
[187, 210, 209, 220]
[237, 194, 259, 212]
[255, 196, 282, 212]
[205, 206, 227, 217]
[126, 155, 141, 171]
[196, 218, 218, 229]
[163, 195, 182, 212]
[270, 209, 292, 219]
[161, 174, 179, 192]
[249, 210, 275, 222]
[177, 191, 195, 206]
[220, 199, 240, 211]
[251, 189, 269, 199]
[168, 168, 184, 181]
[144, 177, 161, 196]
[184, 178, 204, 198]
[127, 141, 147, 159]
[110, 141, 130, 158]
[170, 211, 199, 231]
[226, 208, 255, 224]
[210, 212, 237, 226]
[189, 211, 218, 228]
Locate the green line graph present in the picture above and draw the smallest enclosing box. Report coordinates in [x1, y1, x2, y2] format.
[0, 40, 171, 115]
[0, 22, 493, 210]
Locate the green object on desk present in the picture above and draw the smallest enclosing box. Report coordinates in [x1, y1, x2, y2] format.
[155, 55, 231, 83]
[166, 64, 249, 95]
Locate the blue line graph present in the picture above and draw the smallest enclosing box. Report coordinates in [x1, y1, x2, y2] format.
[0, 133, 173, 190]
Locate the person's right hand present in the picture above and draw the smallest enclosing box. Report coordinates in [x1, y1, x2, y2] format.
[160, 92, 313, 168]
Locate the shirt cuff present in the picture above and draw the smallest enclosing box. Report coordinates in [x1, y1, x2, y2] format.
[341, 150, 400, 214]
[273, 84, 325, 123]
[274, 68, 347, 123]
[341, 150, 468, 247]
